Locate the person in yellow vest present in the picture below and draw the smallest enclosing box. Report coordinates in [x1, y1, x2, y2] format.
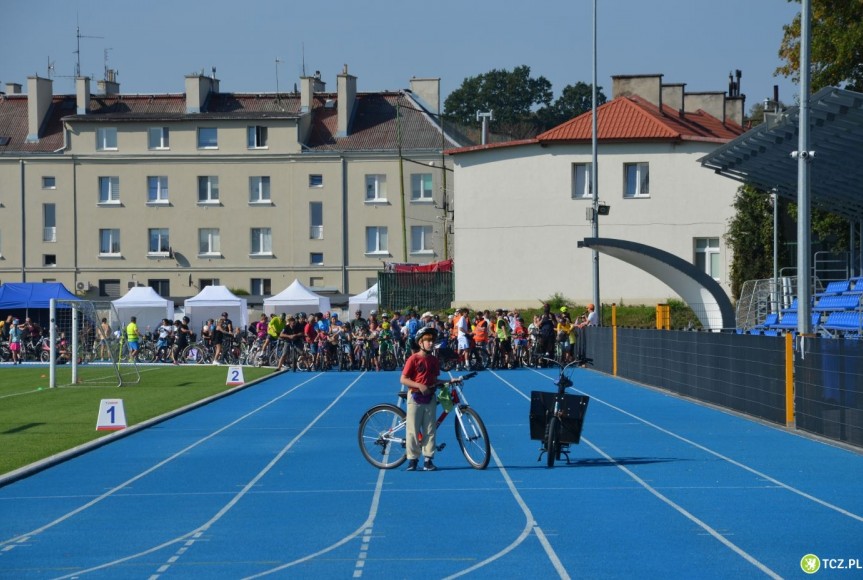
[126, 316, 140, 361]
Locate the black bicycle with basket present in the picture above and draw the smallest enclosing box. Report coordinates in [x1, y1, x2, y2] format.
[529, 358, 590, 467]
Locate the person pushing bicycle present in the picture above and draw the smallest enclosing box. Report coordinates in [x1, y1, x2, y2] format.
[400, 326, 453, 471]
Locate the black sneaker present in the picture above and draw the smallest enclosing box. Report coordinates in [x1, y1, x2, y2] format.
[405, 459, 418, 471]
[423, 459, 437, 471]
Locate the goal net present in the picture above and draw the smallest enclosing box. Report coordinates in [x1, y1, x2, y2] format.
[49, 299, 141, 388]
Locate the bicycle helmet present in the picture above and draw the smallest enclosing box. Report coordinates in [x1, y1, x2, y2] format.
[415, 326, 438, 342]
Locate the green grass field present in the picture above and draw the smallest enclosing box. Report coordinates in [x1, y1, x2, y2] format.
[0, 365, 275, 476]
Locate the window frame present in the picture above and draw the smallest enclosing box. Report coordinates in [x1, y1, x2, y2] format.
[147, 176, 170, 204]
[147, 228, 170, 257]
[198, 227, 222, 257]
[572, 162, 593, 199]
[623, 162, 650, 198]
[197, 127, 218, 149]
[365, 174, 388, 203]
[251, 278, 271, 296]
[410, 225, 435, 256]
[249, 176, 272, 204]
[197, 176, 220, 204]
[148, 126, 170, 150]
[247, 125, 268, 149]
[98, 176, 121, 205]
[695, 237, 721, 281]
[365, 226, 389, 255]
[410, 173, 434, 202]
[96, 127, 118, 151]
[309, 174, 323, 188]
[309, 202, 323, 239]
[42, 176, 56, 189]
[99, 228, 121, 257]
[250, 227, 273, 257]
[310, 252, 324, 266]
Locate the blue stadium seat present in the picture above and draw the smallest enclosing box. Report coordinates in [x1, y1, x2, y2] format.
[814, 294, 862, 312]
[817, 280, 852, 296]
[773, 312, 821, 331]
[822, 311, 863, 334]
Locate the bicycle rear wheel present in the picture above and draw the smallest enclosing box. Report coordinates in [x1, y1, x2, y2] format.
[546, 416, 560, 467]
[358, 404, 408, 469]
[454, 407, 490, 469]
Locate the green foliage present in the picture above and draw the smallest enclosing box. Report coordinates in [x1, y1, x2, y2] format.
[443, 66, 607, 139]
[0, 366, 274, 475]
[725, 185, 777, 299]
[777, 0, 863, 91]
[230, 288, 250, 296]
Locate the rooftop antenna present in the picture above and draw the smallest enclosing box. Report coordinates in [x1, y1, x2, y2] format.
[301, 42, 306, 77]
[47, 58, 56, 79]
[74, 16, 104, 78]
[275, 57, 284, 109]
[103, 48, 115, 81]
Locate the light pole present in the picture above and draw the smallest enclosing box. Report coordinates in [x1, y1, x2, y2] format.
[590, 0, 601, 323]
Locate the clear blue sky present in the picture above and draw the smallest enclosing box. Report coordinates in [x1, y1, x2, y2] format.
[2, 0, 802, 113]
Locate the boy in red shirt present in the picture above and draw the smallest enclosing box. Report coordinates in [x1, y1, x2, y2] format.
[400, 326, 442, 471]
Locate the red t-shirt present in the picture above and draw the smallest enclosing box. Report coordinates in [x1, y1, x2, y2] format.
[402, 353, 440, 391]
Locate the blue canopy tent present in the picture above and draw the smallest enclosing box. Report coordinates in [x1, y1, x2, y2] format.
[0, 283, 79, 329]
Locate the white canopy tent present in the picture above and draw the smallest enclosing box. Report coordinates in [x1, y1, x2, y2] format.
[348, 283, 379, 318]
[112, 286, 175, 334]
[263, 279, 331, 315]
[184, 285, 248, 330]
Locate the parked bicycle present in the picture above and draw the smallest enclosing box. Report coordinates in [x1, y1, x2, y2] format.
[529, 358, 591, 467]
[358, 371, 490, 470]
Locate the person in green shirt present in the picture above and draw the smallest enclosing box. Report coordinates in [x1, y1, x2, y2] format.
[126, 316, 140, 361]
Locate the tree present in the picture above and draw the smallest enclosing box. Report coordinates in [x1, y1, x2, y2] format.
[443, 65, 553, 139]
[777, 0, 863, 92]
[725, 185, 780, 299]
[536, 81, 607, 129]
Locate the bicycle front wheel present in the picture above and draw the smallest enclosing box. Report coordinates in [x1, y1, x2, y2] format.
[455, 407, 490, 469]
[358, 404, 408, 469]
[546, 416, 560, 467]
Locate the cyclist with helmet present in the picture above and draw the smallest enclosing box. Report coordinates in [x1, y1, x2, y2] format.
[400, 326, 442, 471]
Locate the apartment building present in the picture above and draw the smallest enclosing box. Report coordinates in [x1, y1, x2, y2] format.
[449, 73, 747, 309]
[0, 68, 458, 304]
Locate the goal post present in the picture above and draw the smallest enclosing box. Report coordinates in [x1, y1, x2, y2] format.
[49, 298, 141, 388]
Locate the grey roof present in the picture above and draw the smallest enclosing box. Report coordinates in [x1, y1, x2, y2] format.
[699, 87, 863, 221]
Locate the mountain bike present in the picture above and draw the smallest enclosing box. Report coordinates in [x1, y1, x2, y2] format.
[529, 358, 590, 467]
[358, 371, 490, 469]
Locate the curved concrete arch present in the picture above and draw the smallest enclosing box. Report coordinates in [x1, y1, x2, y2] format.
[578, 238, 736, 331]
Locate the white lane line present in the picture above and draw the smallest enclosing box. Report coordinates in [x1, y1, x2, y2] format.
[245, 454, 390, 578]
[513, 370, 784, 578]
[57, 374, 363, 580]
[1, 374, 324, 550]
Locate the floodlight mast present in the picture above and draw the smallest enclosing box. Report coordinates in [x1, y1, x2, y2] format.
[590, 0, 601, 323]
[797, 0, 813, 336]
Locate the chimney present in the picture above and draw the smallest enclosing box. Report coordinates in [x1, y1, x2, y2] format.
[409, 77, 441, 115]
[97, 69, 120, 96]
[683, 92, 726, 122]
[337, 65, 357, 137]
[661, 83, 685, 113]
[185, 72, 219, 113]
[724, 96, 745, 126]
[76, 77, 91, 115]
[5, 82, 22, 94]
[300, 71, 326, 113]
[612, 74, 663, 108]
[26, 76, 53, 143]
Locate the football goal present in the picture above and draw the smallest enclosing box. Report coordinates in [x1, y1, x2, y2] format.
[49, 298, 141, 388]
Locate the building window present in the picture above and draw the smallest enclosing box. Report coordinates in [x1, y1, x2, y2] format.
[366, 277, 377, 289]
[96, 127, 118, 151]
[411, 173, 433, 202]
[98, 176, 120, 204]
[42, 176, 56, 189]
[695, 238, 721, 280]
[147, 176, 169, 203]
[572, 163, 592, 199]
[309, 276, 324, 288]
[99, 279, 121, 298]
[624, 162, 650, 198]
[310, 202, 323, 239]
[99, 228, 121, 255]
[310, 252, 324, 266]
[250, 227, 272, 256]
[365, 226, 389, 255]
[309, 174, 323, 188]
[199, 278, 220, 289]
[197, 127, 218, 149]
[410, 225, 434, 255]
[365, 174, 387, 202]
[149, 279, 170, 296]
[198, 176, 220, 203]
[251, 278, 271, 295]
[148, 228, 170, 255]
[249, 176, 271, 203]
[43, 254, 57, 267]
[148, 127, 170, 150]
[247, 125, 268, 148]
[43, 204, 56, 242]
[198, 228, 221, 256]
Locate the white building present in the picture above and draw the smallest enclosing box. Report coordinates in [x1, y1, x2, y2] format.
[448, 74, 747, 310]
